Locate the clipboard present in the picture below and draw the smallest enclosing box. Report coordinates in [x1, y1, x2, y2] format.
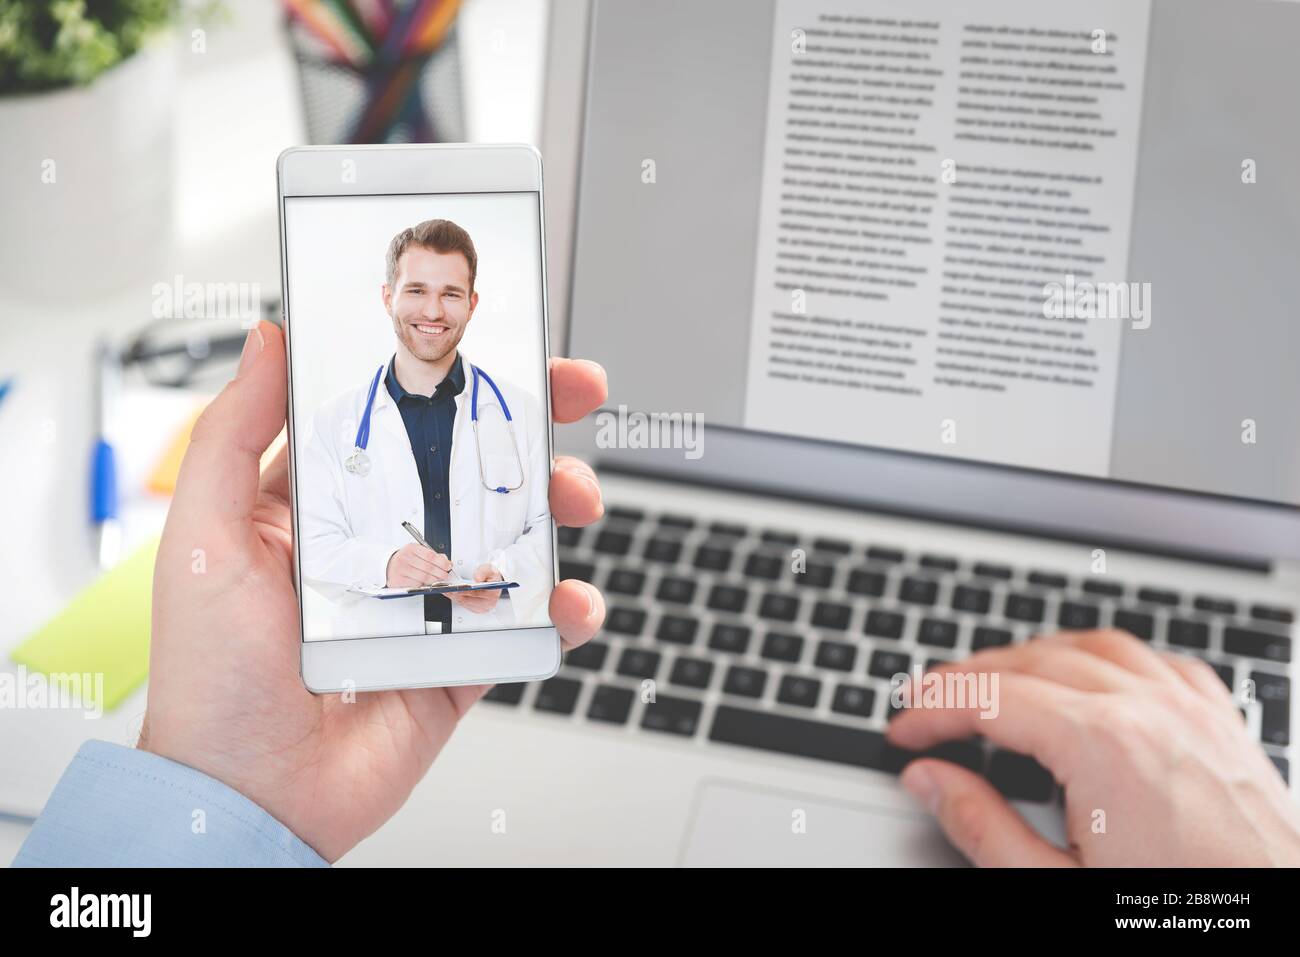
[350, 580, 520, 600]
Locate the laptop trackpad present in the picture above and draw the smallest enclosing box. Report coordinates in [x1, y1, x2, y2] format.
[680, 780, 968, 867]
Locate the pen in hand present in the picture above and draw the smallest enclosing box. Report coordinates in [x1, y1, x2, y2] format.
[401, 521, 453, 582]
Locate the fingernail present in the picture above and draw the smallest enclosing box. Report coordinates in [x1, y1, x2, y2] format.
[901, 763, 940, 814]
[237, 324, 265, 378]
[584, 584, 598, 620]
[577, 470, 603, 511]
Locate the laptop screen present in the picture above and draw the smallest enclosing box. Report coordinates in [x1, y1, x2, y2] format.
[567, 0, 1300, 508]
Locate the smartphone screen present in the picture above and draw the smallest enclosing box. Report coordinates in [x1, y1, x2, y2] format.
[282, 190, 554, 643]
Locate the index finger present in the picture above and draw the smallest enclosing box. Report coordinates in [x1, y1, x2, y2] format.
[885, 670, 1087, 784]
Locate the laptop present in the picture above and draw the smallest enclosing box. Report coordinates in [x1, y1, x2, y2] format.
[342, 0, 1298, 866]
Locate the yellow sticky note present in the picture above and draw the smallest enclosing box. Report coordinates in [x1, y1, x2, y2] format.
[146, 403, 205, 496]
[11, 537, 158, 712]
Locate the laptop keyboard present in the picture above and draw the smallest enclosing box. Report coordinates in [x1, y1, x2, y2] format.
[484, 505, 1294, 798]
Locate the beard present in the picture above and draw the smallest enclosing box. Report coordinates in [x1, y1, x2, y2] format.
[392, 312, 464, 362]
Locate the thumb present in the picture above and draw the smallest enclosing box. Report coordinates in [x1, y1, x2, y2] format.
[900, 759, 1078, 867]
[170, 321, 287, 527]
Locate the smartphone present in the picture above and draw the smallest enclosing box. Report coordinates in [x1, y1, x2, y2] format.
[277, 144, 560, 693]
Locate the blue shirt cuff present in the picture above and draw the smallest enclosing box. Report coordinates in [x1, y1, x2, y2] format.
[12, 740, 329, 868]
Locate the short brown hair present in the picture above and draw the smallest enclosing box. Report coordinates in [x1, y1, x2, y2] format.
[385, 218, 477, 292]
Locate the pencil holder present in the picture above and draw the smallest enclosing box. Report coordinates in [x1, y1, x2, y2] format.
[287, 16, 465, 145]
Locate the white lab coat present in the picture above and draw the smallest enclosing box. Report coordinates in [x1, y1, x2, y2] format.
[297, 350, 554, 640]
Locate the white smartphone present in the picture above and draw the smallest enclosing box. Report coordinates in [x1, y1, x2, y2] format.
[277, 144, 561, 694]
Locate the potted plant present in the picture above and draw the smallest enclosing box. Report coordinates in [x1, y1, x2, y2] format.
[0, 1, 215, 296]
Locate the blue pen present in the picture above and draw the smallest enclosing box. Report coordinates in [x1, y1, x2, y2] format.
[92, 341, 121, 570]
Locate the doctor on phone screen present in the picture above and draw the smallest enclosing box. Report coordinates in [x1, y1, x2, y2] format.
[297, 219, 552, 639]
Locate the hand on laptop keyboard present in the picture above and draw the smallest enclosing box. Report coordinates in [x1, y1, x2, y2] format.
[888, 629, 1300, 867]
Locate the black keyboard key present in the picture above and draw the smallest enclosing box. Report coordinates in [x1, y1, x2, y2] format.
[811, 600, 852, 631]
[761, 631, 804, 663]
[900, 576, 939, 606]
[658, 513, 695, 529]
[814, 640, 857, 672]
[593, 529, 632, 555]
[641, 694, 702, 736]
[534, 677, 581, 714]
[777, 675, 822, 709]
[484, 682, 525, 705]
[723, 665, 768, 698]
[812, 537, 852, 555]
[587, 685, 634, 724]
[1252, 604, 1295, 625]
[794, 561, 835, 589]
[1138, 587, 1179, 607]
[988, 750, 1055, 802]
[643, 537, 682, 564]
[918, 618, 959, 648]
[557, 525, 582, 547]
[1167, 618, 1209, 650]
[1224, 626, 1292, 663]
[694, 545, 733, 572]
[559, 559, 596, 583]
[616, 648, 661, 680]
[565, 641, 609, 671]
[607, 506, 645, 523]
[920, 555, 959, 572]
[604, 606, 647, 636]
[1113, 609, 1155, 641]
[669, 656, 714, 689]
[710, 706, 910, 773]
[655, 614, 699, 645]
[847, 568, 887, 597]
[864, 609, 906, 640]
[1058, 601, 1100, 630]
[761, 529, 798, 545]
[1210, 662, 1235, 690]
[1082, 579, 1123, 598]
[869, 649, 911, 680]
[759, 592, 801, 622]
[866, 546, 906, 564]
[709, 521, 747, 537]
[1027, 571, 1068, 589]
[1005, 593, 1045, 623]
[972, 626, 1013, 650]
[952, 584, 991, 615]
[605, 568, 646, 596]
[709, 622, 752, 654]
[707, 584, 748, 613]
[972, 562, 1013, 581]
[831, 684, 876, 718]
[1271, 755, 1290, 785]
[1251, 671, 1290, 747]
[921, 739, 985, 774]
[743, 552, 783, 580]
[1194, 595, 1236, 615]
[656, 576, 697, 604]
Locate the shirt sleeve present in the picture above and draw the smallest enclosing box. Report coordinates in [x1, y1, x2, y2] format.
[11, 740, 329, 868]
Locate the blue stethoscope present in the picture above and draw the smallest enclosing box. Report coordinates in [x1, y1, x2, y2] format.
[343, 362, 525, 494]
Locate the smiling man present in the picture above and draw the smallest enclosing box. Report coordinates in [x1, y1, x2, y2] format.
[297, 218, 554, 640]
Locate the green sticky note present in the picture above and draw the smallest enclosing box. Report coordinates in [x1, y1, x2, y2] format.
[11, 537, 158, 712]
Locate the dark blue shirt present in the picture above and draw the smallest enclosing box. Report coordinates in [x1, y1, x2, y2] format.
[385, 352, 465, 631]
